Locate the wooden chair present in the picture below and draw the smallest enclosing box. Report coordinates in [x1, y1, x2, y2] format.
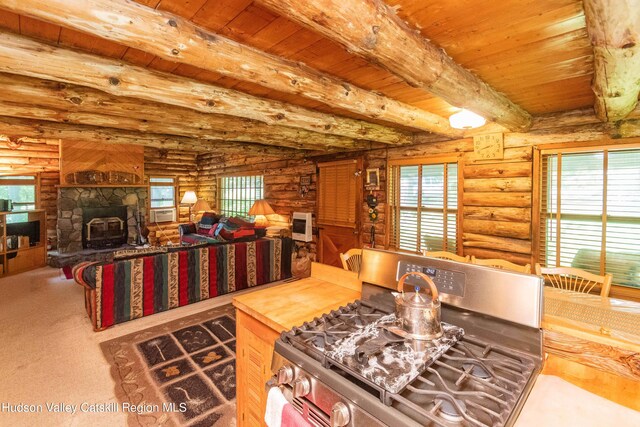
[422, 250, 470, 263]
[471, 256, 532, 274]
[340, 248, 363, 273]
[534, 264, 613, 297]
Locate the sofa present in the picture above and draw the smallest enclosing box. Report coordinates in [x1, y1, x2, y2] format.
[73, 237, 292, 330]
[179, 213, 266, 245]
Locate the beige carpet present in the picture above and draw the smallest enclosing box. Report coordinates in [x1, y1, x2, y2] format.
[0, 266, 280, 426]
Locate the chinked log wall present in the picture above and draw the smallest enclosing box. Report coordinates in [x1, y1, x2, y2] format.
[193, 113, 640, 266]
[196, 152, 316, 227]
[0, 140, 197, 248]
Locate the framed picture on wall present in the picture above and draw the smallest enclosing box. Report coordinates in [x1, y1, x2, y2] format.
[299, 175, 312, 186]
[365, 168, 380, 190]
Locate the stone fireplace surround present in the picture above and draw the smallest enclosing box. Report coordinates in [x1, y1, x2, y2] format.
[57, 187, 147, 254]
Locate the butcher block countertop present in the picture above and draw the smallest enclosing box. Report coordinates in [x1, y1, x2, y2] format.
[232, 262, 361, 333]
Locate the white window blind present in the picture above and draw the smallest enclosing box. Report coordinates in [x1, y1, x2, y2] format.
[219, 175, 263, 218]
[388, 160, 458, 253]
[539, 148, 640, 288]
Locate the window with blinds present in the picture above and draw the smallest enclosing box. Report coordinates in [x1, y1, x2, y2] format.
[539, 147, 640, 289]
[218, 175, 264, 218]
[317, 160, 358, 228]
[388, 159, 459, 253]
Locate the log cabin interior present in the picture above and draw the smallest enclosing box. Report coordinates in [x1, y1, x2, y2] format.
[0, 0, 638, 426]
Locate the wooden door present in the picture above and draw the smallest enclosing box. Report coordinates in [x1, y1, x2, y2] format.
[317, 159, 362, 267]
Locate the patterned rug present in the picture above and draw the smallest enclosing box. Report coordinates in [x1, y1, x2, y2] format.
[100, 304, 237, 427]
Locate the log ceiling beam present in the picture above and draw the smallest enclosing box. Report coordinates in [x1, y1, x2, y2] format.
[0, 0, 461, 138]
[0, 31, 412, 146]
[583, 0, 640, 121]
[256, 0, 533, 132]
[0, 116, 305, 157]
[0, 73, 381, 152]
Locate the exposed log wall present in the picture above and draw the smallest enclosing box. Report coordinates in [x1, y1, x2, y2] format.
[196, 153, 316, 228]
[381, 125, 640, 265]
[145, 148, 198, 247]
[0, 138, 198, 248]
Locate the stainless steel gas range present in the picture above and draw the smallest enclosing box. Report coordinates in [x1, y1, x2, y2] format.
[268, 248, 544, 427]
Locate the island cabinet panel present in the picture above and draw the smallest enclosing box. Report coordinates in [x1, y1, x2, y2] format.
[236, 309, 280, 427]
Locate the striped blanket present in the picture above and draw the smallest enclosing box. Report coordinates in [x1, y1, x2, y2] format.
[74, 238, 292, 330]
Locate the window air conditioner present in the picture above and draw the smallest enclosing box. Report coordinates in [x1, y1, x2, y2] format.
[150, 207, 176, 223]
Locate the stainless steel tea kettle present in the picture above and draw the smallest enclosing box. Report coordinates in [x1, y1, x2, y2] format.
[394, 272, 443, 340]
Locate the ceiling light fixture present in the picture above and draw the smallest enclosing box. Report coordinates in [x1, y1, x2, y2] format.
[449, 109, 486, 129]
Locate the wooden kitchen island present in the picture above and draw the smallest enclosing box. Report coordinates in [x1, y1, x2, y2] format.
[233, 263, 361, 426]
[234, 267, 640, 424]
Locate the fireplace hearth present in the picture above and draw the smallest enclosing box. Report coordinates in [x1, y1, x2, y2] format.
[57, 187, 147, 254]
[83, 206, 128, 249]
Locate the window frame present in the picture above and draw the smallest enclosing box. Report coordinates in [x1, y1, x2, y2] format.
[0, 173, 39, 211]
[385, 154, 463, 255]
[533, 140, 640, 300]
[217, 174, 264, 218]
[149, 176, 177, 210]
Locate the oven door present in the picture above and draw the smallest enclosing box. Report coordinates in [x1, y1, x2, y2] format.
[267, 354, 385, 427]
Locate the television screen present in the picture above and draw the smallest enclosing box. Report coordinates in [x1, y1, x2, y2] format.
[6, 220, 40, 246]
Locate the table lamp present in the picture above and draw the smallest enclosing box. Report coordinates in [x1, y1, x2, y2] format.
[180, 191, 198, 222]
[192, 198, 212, 221]
[249, 199, 275, 227]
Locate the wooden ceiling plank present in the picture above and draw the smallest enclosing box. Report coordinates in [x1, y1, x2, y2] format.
[0, 0, 460, 137]
[222, 4, 279, 41]
[17, 15, 60, 41]
[0, 30, 412, 145]
[0, 9, 20, 32]
[256, 0, 533, 131]
[583, 0, 640, 121]
[250, 16, 304, 51]
[0, 72, 381, 151]
[156, 0, 209, 19]
[191, 0, 253, 32]
[58, 27, 128, 59]
[120, 46, 157, 67]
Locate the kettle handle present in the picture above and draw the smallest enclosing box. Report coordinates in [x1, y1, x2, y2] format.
[397, 272, 439, 301]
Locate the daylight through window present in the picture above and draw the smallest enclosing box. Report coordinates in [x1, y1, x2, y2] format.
[219, 175, 264, 218]
[388, 158, 459, 253]
[150, 177, 176, 209]
[538, 147, 640, 289]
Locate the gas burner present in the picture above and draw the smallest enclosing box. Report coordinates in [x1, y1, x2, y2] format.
[306, 330, 350, 350]
[434, 396, 466, 423]
[335, 310, 385, 328]
[462, 362, 492, 379]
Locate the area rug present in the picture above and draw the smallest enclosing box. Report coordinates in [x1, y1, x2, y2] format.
[101, 304, 237, 427]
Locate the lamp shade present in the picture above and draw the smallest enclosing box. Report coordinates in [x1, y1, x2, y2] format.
[180, 191, 198, 204]
[449, 109, 486, 129]
[192, 198, 212, 212]
[249, 199, 275, 216]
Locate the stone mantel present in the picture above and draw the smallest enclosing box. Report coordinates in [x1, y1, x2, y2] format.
[57, 187, 147, 253]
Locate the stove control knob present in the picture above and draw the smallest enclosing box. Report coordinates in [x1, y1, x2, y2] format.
[330, 402, 350, 427]
[292, 376, 311, 398]
[277, 365, 294, 385]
